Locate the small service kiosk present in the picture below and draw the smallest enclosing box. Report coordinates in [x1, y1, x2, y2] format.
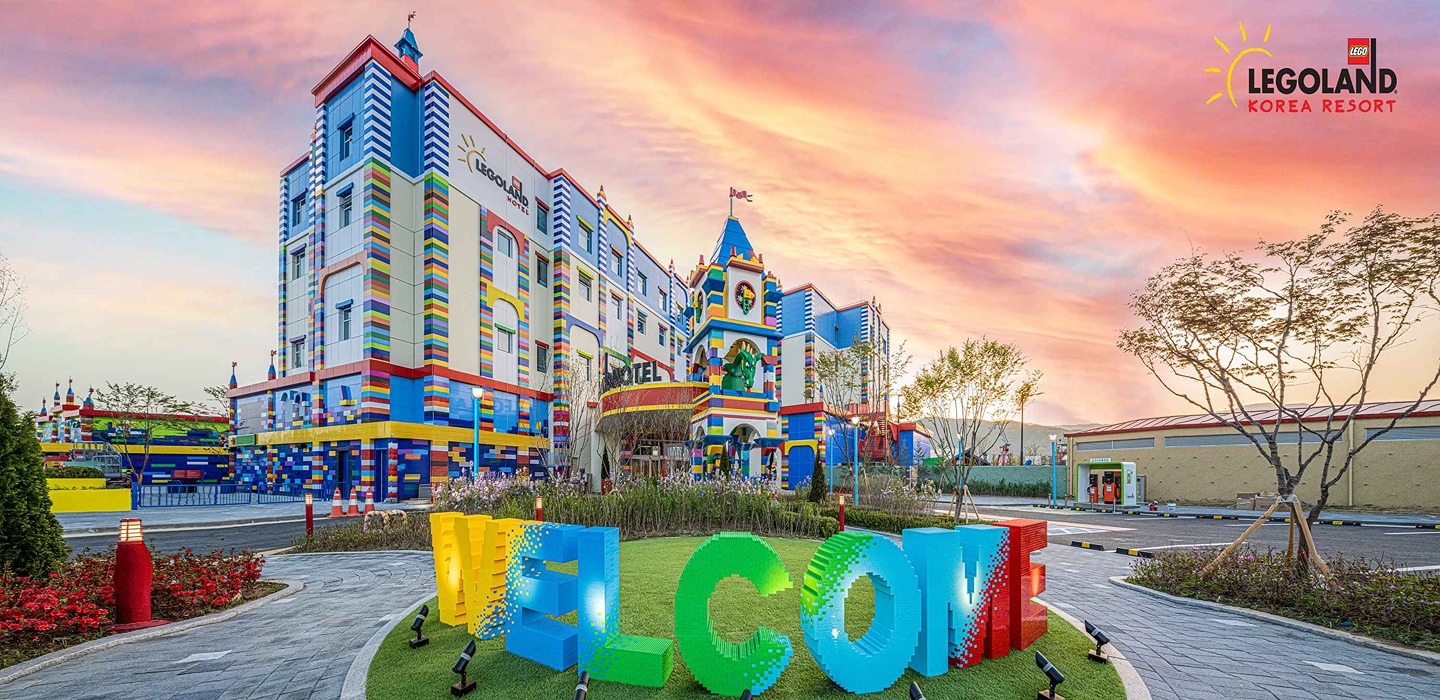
[1074, 460, 1137, 507]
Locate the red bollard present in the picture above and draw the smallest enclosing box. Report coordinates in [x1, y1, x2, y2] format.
[305, 493, 314, 537]
[535, 495, 544, 522]
[839, 494, 846, 532]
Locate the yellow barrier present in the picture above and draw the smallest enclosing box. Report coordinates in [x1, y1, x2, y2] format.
[46, 478, 107, 491]
[49, 488, 132, 513]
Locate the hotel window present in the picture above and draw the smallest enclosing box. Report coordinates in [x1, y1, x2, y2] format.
[659, 289, 667, 308]
[579, 272, 593, 301]
[639, 272, 648, 295]
[637, 311, 647, 334]
[580, 220, 594, 252]
[290, 339, 305, 368]
[536, 257, 549, 285]
[291, 194, 305, 226]
[290, 249, 305, 280]
[579, 352, 594, 380]
[338, 192, 353, 227]
[338, 306, 352, 340]
[497, 325, 515, 353]
[658, 324, 667, 345]
[339, 121, 353, 160]
[536, 344, 550, 370]
[537, 207, 549, 234]
[611, 249, 623, 277]
[497, 231, 514, 257]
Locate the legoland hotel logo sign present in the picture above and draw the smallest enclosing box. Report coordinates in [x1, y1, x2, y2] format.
[1204, 22, 1397, 114]
[430, 514, 1049, 694]
[456, 133, 531, 215]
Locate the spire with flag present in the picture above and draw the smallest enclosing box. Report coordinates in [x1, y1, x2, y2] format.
[728, 187, 752, 217]
[267, 350, 277, 380]
[229, 361, 239, 390]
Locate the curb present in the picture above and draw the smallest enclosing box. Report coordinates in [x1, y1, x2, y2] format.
[1046, 602, 1152, 700]
[1033, 503, 1438, 528]
[340, 592, 437, 700]
[62, 504, 433, 537]
[1108, 576, 1440, 666]
[1113, 548, 1154, 558]
[0, 578, 303, 686]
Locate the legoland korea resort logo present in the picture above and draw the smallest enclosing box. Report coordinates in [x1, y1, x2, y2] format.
[1204, 22, 1397, 114]
[455, 133, 530, 215]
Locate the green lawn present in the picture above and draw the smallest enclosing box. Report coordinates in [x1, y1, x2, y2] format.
[369, 537, 1124, 699]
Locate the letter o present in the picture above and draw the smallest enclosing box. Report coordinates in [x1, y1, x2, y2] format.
[801, 532, 922, 694]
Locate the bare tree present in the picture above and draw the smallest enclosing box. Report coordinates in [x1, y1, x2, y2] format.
[1119, 207, 1440, 569]
[92, 383, 204, 480]
[596, 383, 695, 478]
[812, 337, 910, 492]
[0, 251, 29, 374]
[545, 350, 602, 487]
[900, 338, 1033, 519]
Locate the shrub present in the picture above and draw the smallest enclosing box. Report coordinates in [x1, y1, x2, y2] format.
[966, 478, 1050, 498]
[0, 379, 68, 576]
[291, 510, 433, 553]
[43, 465, 105, 480]
[1129, 546, 1440, 652]
[819, 506, 972, 534]
[428, 472, 838, 542]
[0, 547, 266, 668]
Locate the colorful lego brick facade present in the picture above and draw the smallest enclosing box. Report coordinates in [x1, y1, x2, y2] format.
[227, 28, 690, 498]
[35, 380, 229, 483]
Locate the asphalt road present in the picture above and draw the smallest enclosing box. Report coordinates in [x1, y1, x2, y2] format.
[65, 517, 352, 556]
[969, 504, 1440, 570]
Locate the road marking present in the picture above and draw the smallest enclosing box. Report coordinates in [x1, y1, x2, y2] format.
[1139, 542, 1232, 550]
[1303, 661, 1362, 675]
[64, 518, 309, 539]
[177, 650, 232, 663]
[1384, 530, 1440, 536]
[1395, 564, 1440, 572]
[1211, 619, 1256, 627]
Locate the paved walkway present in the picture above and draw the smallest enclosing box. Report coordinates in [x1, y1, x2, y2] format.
[0, 552, 434, 700]
[58, 501, 428, 534]
[1035, 545, 1439, 699]
[929, 495, 1440, 526]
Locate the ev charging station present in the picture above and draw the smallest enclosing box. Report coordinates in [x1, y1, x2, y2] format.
[1074, 460, 1137, 507]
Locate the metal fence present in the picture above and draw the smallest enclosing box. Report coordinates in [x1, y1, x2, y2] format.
[134, 484, 330, 508]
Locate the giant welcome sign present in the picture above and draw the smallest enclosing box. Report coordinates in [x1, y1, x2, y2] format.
[429, 514, 1048, 696]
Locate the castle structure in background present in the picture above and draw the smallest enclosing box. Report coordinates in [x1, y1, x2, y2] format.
[226, 28, 925, 498]
[35, 379, 229, 483]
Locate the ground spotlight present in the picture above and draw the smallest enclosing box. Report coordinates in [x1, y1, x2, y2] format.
[573, 669, 589, 700]
[909, 680, 927, 699]
[1035, 651, 1065, 700]
[451, 639, 477, 696]
[1083, 619, 1111, 663]
[408, 604, 430, 649]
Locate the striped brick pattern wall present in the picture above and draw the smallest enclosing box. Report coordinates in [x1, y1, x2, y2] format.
[277, 175, 290, 375]
[548, 177, 574, 452]
[421, 81, 452, 424]
[360, 61, 393, 161]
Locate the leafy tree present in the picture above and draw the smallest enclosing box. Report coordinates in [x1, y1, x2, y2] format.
[1119, 207, 1440, 523]
[900, 338, 1034, 518]
[92, 383, 203, 481]
[1013, 372, 1043, 464]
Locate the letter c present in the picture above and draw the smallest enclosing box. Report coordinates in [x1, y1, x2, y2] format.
[673, 533, 794, 696]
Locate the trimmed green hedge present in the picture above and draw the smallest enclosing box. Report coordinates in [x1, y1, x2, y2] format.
[819, 506, 970, 533]
[43, 465, 105, 480]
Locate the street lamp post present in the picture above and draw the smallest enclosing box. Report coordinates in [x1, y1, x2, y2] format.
[1049, 434, 1059, 506]
[826, 426, 835, 494]
[849, 415, 861, 506]
[471, 387, 485, 480]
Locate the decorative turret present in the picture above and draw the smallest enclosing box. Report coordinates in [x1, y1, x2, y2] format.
[83, 387, 94, 408]
[52, 382, 60, 408]
[229, 362, 239, 390]
[395, 23, 422, 72]
[267, 350, 277, 380]
[65, 378, 75, 404]
[39, 400, 47, 418]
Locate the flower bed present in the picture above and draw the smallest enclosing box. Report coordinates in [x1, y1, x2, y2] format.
[0, 548, 270, 669]
[1129, 546, 1440, 652]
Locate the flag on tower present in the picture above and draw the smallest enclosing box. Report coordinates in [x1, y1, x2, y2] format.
[729, 187, 752, 202]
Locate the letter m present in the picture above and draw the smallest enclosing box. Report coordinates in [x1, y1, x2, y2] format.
[903, 525, 1011, 675]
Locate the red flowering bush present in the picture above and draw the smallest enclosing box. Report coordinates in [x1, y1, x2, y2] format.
[1, 547, 267, 669]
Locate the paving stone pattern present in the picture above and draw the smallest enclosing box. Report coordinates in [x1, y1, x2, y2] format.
[1, 552, 433, 700]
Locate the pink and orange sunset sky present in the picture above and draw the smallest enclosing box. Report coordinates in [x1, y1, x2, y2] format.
[1, 1, 1437, 426]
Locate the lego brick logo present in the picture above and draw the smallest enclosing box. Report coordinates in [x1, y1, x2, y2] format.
[1348, 38, 1370, 65]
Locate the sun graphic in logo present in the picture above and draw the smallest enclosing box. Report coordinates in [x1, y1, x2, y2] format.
[455, 134, 485, 171]
[1206, 21, 1273, 107]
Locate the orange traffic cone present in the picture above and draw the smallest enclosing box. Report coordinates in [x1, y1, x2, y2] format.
[363, 489, 376, 515]
[328, 488, 345, 518]
[346, 488, 361, 517]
